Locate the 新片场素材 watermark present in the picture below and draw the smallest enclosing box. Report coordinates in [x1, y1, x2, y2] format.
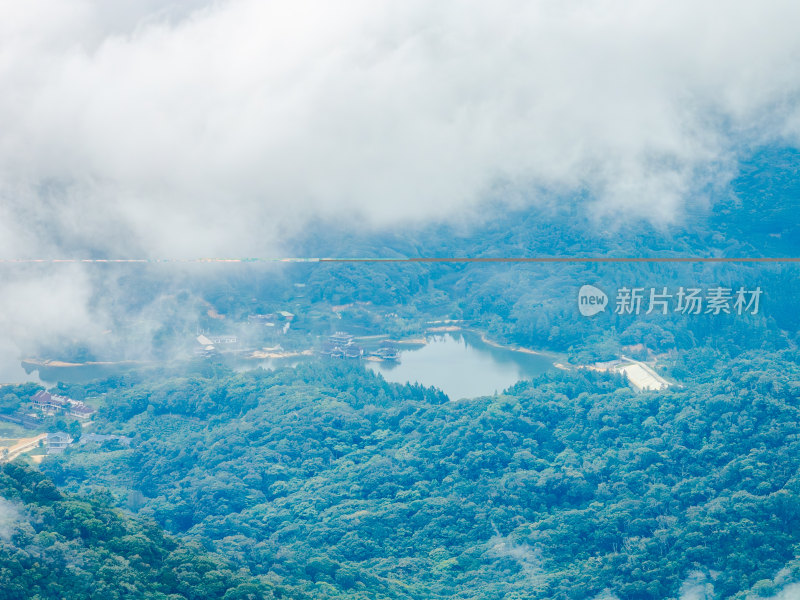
[578, 285, 761, 317]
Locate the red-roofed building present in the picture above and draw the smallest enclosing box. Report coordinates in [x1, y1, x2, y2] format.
[68, 400, 96, 420]
[31, 391, 68, 413]
[30, 391, 96, 420]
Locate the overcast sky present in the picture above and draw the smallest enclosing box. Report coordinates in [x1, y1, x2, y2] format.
[1, 0, 800, 369]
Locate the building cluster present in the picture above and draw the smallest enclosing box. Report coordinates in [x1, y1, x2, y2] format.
[194, 311, 297, 358]
[31, 390, 96, 420]
[319, 333, 399, 361]
[320, 332, 364, 359]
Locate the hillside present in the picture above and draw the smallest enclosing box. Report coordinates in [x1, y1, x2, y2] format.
[39, 354, 800, 599]
[0, 462, 283, 599]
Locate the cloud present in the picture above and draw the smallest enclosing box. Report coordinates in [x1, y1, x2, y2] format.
[2, 0, 800, 258]
[1, 0, 800, 364]
[679, 570, 715, 600]
[767, 584, 800, 600]
[487, 532, 544, 583]
[0, 498, 23, 541]
[0, 263, 114, 378]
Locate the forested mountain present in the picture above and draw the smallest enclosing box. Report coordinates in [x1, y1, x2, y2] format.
[0, 462, 283, 599]
[7, 149, 800, 598]
[34, 352, 800, 599]
[3, 151, 800, 599]
[4, 2, 800, 598]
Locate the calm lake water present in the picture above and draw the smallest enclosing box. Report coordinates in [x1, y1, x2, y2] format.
[367, 332, 555, 400]
[21, 361, 148, 385]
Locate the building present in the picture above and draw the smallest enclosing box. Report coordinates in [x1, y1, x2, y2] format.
[320, 331, 363, 359]
[46, 431, 74, 455]
[30, 391, 95, 420]
[31, 390, 68, 413]
[68, 400, 96, 420]
[329, 332, 354, 346]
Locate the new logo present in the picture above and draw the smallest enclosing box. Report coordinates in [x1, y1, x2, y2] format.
[578, 285, 608, 317]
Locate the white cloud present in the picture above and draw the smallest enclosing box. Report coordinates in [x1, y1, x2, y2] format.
[0, 0, 800, 363]
[679, 570, 715, 600]
[0, 264, 109, 373]
[767, 584, 800, 600]
[0, 498, 22, 541]
[1, 0, 799, 258]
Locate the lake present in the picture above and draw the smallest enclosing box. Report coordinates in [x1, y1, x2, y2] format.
[18, 333, 556, 398]
[21, 360, 150, 385]
[366, 332, 555, 400]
